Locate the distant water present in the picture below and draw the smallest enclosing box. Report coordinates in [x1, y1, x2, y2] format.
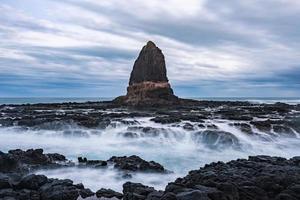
[0, 97, 113, 105]
[0, 97, 299, 105]
[194, 97, 300, 105]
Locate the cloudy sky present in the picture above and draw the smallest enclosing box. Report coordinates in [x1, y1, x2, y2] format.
[0, 0, 299, 97]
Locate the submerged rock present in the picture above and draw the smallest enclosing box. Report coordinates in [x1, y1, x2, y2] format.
[193, 130, 240, 149]
[78, 157, 108, 168]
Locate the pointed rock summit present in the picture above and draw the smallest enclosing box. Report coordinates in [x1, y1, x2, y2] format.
[129, 41, 168, 85]
[114, 41, 179, 106]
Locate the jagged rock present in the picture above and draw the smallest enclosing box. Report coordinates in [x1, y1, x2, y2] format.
[78, 157, 108, 168]
[108, 155, 166, 172]
[0, 174, 11, 189]
[0, 149, 71, 173]
[96, 188, 123, 199]
[123, 182, 156, 200]
[129, 41, 168, 85]
[17, 174, 48, 190]
[163, 155, 300, 200]
[114, 41, 179, 106]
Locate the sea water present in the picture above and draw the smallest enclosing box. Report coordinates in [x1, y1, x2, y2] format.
[0, 114, 299, 192]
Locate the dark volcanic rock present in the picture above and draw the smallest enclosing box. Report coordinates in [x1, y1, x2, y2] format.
[78, 157, 108, 168]
[17, 174, 48, 190]
[113, 41, 179, 106]
[96, 188, 123, 199]
[129, 41, 168, 85]
[163, 155, 300, 200]
[150, 116, 181, 124]
[229, 123, 254, 135]
[0, 149, 70, 173]
[0, 174, 93, 200]
[193, 130, 240, 149]
[108, 155, 166, 172]
[123, 182, 156, 200]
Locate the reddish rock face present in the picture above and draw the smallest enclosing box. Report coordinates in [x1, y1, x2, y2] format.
[114, 41, 179, 106]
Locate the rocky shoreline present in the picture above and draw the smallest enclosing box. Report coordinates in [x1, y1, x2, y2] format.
[0, 100, 300, 199]
[0, 100, 299, 139]
[0, 148, 299, 200]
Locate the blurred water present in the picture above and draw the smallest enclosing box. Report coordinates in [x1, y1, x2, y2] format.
[0, 117, 299, 192]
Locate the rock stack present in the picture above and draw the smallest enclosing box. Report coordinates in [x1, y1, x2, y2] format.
[114, 41, 179, 106]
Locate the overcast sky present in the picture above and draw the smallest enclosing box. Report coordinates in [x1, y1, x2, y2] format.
[0, 0, 299, 97]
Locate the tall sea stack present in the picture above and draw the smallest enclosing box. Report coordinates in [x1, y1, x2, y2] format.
[114, 41, 179, 106]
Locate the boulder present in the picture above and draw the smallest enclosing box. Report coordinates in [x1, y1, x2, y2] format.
[123, 182, 156, 200]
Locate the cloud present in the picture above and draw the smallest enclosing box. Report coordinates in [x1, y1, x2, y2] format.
[0, 0, 299, 97]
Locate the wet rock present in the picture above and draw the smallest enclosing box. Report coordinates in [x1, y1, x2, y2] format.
[0, 174, 11, 189]
[286, 117, 300, 134]
[47, 153, 67, 162]
[273, 125, 295, 137]
[0, 152, 18, 172]
[127, 126, 167, 137]
[206, 124, 218, 130]
[163, 155, 300, 200]
[123, 182, 156, 200]
[96, 188, 123, 199]
[182, 123, 195, 131]
[0, 149, 71, 173]
[193, 130, 240, 149]
[230, 123, 254, 134]
[108, 155, 166, 172]
[39, 179, 80, 200]
[17, 174, 48, 190]
[79, 188, 94, 198]
[0, 172, 92, 200]
[78, 157, 107, 168]
[120, 132, 139, 138]
[160, 192, 177, 200]
[198, 124, 206, 128]
[250, 120, 273, 132]
[145, 191, 164, 200]
[150, 116, 181, 124]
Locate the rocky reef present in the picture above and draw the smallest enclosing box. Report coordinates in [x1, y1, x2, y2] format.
[122, 155, 300, 200]
[114, 41, 179, 106]
[0, 148, 169, 200]
[1, 149, 299, 200]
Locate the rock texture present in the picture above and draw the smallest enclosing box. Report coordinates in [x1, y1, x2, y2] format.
[114, 41, 179, 106]
[108, 155, 166, 172]
[0, 149, 69, 173]
[122, 156, 300, 200]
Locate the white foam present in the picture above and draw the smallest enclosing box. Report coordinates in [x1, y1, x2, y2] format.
[0, 117, 299, 192]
